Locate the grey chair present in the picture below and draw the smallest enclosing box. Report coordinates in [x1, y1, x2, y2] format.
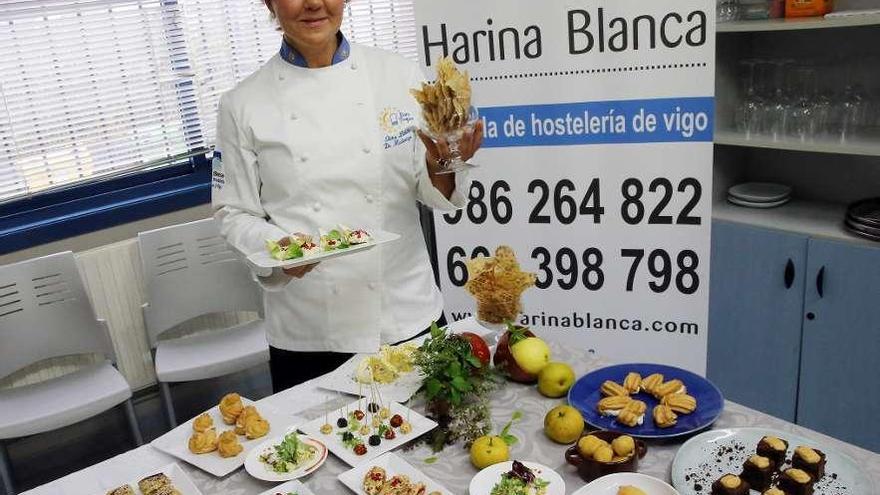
[138, 218, 268, 428]
[0, 251, 142, 495]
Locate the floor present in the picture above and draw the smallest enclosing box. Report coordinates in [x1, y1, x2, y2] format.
[3, 363, 273, 494]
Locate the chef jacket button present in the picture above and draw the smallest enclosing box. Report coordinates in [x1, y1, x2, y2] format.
[278, 74, 285, 81]
[362, 146, 371, 154]
[312, 202, 321, 212]
[368, 282, 377, 290]
[289, 112, 298, 121]
[365, 194, 374, 203]
[300, 154, 309, 163]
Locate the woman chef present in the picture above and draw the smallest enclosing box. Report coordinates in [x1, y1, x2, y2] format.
[212, 0, 483, 392]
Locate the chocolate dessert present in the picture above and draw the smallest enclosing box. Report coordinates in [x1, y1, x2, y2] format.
[792, 446, 826, 480]
[711, 473, 750, 495]
[741, 454, 776, 491]
[778, 468, 815, 495]
[756, 435, 789, 467]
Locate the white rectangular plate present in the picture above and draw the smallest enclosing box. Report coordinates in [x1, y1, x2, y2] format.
[151, 398, 303, 477]
[247, 230, 400, 269]
[255, 479, 317, 495]
[99, 463, 202, 495]
[317, 354, 423, 404]
[299, 399, 437, 467]
[338, 452, 453, 495]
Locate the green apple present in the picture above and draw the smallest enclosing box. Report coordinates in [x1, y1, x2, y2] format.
[510, 337, 551, 375]
[543, 405, 585, 444]
[537, 362, 575, 398]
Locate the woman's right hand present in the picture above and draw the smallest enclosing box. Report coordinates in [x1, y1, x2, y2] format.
[283, 263, 318, 278]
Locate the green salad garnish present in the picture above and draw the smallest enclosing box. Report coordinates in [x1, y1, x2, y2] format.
[266, 240, 304, 261]
[259, 433, 316, 474]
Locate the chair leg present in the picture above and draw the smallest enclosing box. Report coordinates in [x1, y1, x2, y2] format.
[0, 440, 15, 495]
[159, 381, 177, 428]
[123, 399, 144, 447]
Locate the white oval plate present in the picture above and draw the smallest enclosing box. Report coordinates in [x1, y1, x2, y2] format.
[727, 195, 790, 209]
[245, 434, 328, 482]
[469, 461, 565, 495]
[572, 472, 680, 495]
[728, 182, 792, 203]
[671, 427, 873, 495]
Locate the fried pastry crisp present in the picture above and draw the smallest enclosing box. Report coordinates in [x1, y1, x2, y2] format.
[217, 430, 243, 458]
[219, 393, 244, 424]
[234, 406, 260, 435]
[244, 416, 270, 440]
[597, 395, 633, 416]
[464, 246, 536, 323]
[652, 379, 687, 399]
[601, 380, 630, 397]
[188, 429, 218, 454]
[641, 373, 664, 394]
[410, 57, 472, 135]
[623, 372, 642, 394]
[661, 393, 698, 414]
[653, 404, 678, 428]
[616, 400, 647, 427]
[192, 412, 214, 433]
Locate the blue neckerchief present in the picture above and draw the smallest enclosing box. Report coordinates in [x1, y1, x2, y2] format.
[279, 33, 351, 68]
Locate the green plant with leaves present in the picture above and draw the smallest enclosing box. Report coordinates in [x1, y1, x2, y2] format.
[415, 322, 505, 451]
[415, 322, 489, 406]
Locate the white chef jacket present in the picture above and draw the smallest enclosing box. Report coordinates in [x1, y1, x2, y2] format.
[212, 43, 470, 353]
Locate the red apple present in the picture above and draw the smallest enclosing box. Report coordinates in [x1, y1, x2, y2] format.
[459, 332, 491, 367]
[493, 326, 538, 383]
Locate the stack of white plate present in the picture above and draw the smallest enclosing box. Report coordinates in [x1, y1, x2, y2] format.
[727, 182, 792, 209]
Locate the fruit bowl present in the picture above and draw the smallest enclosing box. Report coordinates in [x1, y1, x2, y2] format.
[565, 431, 647, 483]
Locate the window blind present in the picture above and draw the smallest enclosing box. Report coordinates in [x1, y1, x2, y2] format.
[0, 0, 418, 204]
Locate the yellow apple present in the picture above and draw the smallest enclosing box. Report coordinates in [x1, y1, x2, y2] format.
[543, 405, 585, 444]
[469, 435, 509, 469]
[510, 337, 550, 375]
[537, 362, 575, 398]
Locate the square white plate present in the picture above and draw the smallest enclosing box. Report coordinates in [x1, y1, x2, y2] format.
[299, 399, 437, 467]
[247, 230, 400, 269]
[338, 452, 452, 495]
[255, 479, 317, 495]
[151, 398, 303, 477]
[317, 354, 423, 404]
[99, 463, 202, 495]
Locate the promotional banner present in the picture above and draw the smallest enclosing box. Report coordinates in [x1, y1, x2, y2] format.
[417, 0, 716, 374]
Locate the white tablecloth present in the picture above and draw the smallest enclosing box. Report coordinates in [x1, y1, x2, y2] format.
[23, 330, 880, 495]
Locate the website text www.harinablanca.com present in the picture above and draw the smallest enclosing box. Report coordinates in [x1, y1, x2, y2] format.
[449, 310, 700, 336]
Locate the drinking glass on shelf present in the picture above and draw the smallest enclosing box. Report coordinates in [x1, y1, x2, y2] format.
[835, 85, 867, 143]
[786, 65, 818, 142]
[736, 59, 763, 138]
[769, 60, 797, 141]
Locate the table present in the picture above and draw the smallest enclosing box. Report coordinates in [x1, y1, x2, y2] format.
[23, 335, 880, 495]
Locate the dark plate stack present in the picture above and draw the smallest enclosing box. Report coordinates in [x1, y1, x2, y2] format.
[845, 198, 880, 242]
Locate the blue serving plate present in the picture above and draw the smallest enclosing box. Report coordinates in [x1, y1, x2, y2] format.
[568, 363, 724, 439]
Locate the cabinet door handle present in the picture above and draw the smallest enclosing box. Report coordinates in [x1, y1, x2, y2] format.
[784, 259, 795, 289]
[816, 266, 826, 298]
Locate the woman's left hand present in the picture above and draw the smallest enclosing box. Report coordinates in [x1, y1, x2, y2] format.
[419, 120, 485, 172]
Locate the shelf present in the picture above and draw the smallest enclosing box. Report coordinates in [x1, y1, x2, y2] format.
[714, 131, 880, 156]
[713, 198, 879, 247]
[717, 13, 880, 32]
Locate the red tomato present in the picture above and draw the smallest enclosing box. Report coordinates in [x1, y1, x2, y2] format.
[459, 332, 491, 366]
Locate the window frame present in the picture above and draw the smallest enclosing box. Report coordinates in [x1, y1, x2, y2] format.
[0, 154, 212, 255]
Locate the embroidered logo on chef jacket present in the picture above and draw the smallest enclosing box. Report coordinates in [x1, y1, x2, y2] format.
[211, 151, 225, 190]
[378, 108, 415, 150]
